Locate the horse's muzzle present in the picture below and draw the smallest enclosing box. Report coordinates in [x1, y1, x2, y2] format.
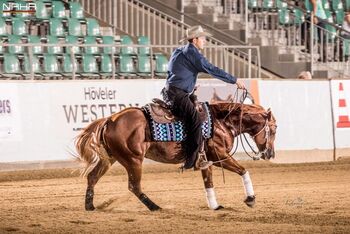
[262, 148, 275, 160]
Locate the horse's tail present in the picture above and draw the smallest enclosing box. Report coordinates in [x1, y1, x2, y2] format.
[75, 118, 111, 178]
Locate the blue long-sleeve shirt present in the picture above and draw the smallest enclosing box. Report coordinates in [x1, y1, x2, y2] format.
[166, 43, 237, 93]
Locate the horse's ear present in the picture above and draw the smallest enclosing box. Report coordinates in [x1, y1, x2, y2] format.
[266, 108, 272, 121]
[262, 108, 272, 121]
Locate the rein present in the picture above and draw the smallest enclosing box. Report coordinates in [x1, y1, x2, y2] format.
[211, 89, 270, 166]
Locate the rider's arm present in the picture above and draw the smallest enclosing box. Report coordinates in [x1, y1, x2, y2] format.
[196, 54, 237, 84]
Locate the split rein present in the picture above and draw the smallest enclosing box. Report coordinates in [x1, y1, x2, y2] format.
[211, 88, 270, 166]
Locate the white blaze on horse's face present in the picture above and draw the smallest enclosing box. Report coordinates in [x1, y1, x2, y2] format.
[253, 109, 277, 160]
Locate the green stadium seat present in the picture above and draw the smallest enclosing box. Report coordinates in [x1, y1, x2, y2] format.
[0, 18, 7, 36]
[102, 36, 116, 54]
[69, 1, 84, 19]
[120, 35, 135, 55]
[248, 0, 258, 10]
[332, 0, 343, 11]
[343, 39, 350, 56]
[137, 55, 151, 76]
[27, 35, 43, 54]
[276, 0, 287, 9]
[68, 18, 83, 36]
[0, 37, 5, 53]
[324, 9, 333, 23]
[325, 24, 337, 42]
[43, 54, 61, 75]
[304, 0, 312, 13]
[278, 9, 292, 25]
[262, 0, 274, 11]
[24, 54, 42, 75]
[52, 1, 67, 18]
[36, 0, 50, 20]
[100, 54, 113, 74]
[335, 10, 345, 25]
[345, 0, 350, 11]
[118, 54, 136, 75]
[3, 53, 22, 75]
[46, 35, 64, 54]
[62, 53, 80, 76]
[8, 35, 24, 54]
[82, 54, 99, 76]
[322, 0, 330, 11]
[12, 18, 27, 35]
[154, 54, 168, 76]
[137, 36, 150, 55]
[49, 18, 64, 36]
[293, 8, 304, 25]
[84, 36, 99, 54]
[86, 18, 100, 36]
[65, 35, 81, 54]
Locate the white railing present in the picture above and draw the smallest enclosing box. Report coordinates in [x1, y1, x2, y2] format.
[76, 0, 261, 76]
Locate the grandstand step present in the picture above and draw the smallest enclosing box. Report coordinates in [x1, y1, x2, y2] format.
[184, 4, 219, 14]
[222, 29, 245, 41]
[279, 53, 295, 62]
[188, 14, 215, 25]
[260, 46, 309, 78]
[213, 21, 234, 30]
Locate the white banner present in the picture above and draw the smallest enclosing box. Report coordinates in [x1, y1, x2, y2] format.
[0, 79, 252, 163]
[0, 83, 22, 141]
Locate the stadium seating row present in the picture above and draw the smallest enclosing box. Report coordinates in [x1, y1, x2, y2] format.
[0, 35, 151, 55]
[0, 53, 168, 79]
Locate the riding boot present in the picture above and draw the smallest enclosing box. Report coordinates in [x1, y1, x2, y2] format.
[194, 144, 213, 170]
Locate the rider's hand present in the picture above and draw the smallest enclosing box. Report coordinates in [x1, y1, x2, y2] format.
[236, 80, 246, 90]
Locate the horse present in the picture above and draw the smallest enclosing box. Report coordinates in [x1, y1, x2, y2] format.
[75, 101, 277, 211]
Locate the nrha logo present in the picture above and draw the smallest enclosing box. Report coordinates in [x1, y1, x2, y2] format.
[2, 2, 37, 14]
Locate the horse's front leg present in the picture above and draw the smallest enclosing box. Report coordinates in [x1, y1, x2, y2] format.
[215, 158, 255, 208]
[201, 166, 224, 210]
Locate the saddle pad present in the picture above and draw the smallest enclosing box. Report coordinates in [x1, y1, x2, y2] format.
[142, 102, 213, 142]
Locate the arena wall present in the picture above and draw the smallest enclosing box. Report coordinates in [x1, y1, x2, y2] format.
[1, 79, 349, 165]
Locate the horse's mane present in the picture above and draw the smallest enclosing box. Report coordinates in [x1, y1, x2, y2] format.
[209, 102, 266, 119]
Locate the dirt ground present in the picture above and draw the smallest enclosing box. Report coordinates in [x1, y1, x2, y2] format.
[1, 159, 350, 233]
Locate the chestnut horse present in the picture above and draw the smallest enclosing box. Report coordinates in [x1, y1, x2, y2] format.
[75, 102, 277, 211]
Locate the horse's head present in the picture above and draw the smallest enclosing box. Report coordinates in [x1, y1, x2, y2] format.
[212, 103, 277, 160]
[247, 107, 277, 160]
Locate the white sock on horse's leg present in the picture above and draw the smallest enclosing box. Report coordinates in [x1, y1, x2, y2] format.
[241, 171, 255, 197]
[205, 188, 219, 210]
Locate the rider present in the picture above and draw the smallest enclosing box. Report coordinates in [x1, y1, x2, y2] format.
[162, 25, 245, 170]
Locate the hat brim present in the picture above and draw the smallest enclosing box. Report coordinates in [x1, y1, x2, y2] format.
[179, 31, 212, 43]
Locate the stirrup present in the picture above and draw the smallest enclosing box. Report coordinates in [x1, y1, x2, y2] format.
[195, 151, 212, 170]
[196, 160, 213, 170]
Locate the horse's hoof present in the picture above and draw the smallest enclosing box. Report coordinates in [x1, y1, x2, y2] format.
[214, 205, 224, 210]
[85, 205, 95, 211]
[150, 205, 161, 211]
[244, 196, 255, 208]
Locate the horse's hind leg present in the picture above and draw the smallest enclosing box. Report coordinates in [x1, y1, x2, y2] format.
[125, 161, 161, 211]
[201, 166, 224, 210]
[85, 158, 115, 211]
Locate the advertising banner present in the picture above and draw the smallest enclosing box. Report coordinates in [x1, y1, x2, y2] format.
[0, 83, 22, 141]
[0, 79, 253, 163]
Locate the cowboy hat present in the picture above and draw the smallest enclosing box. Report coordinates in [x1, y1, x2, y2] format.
[179, 25, 212, 43]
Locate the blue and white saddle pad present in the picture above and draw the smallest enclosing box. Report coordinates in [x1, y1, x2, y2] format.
[142, 102, 213, 142]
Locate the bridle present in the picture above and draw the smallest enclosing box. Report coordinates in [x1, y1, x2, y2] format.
[212, 88, 273, 164]
[241, 118, 271, 160]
